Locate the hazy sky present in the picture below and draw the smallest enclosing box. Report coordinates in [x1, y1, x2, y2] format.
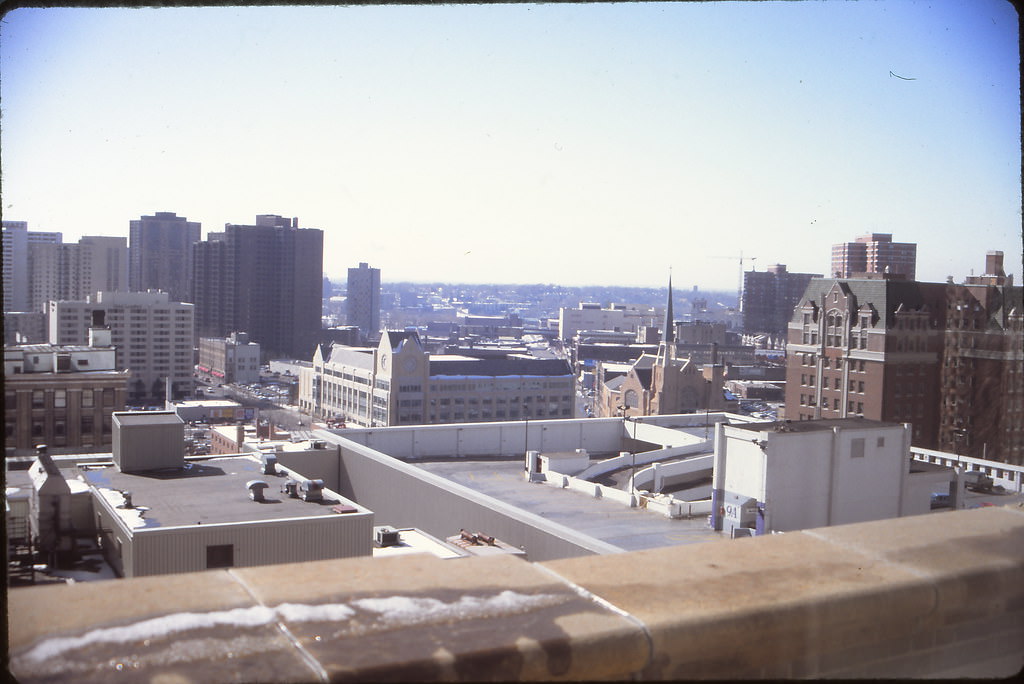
[1, 1, 1020, 290]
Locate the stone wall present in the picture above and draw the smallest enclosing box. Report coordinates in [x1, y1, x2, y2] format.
[9, 505, 1024, 681]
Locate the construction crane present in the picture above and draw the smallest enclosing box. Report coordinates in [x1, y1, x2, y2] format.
[710, 252, 757, 311]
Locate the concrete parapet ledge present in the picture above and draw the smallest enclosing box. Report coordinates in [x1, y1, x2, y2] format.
[8, 506, 1024, 681]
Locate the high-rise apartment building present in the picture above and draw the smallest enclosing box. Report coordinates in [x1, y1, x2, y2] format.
[346, 262, 381, 342]
[2, 221, 62, 312]
[192, 215, 323, 360]
[48, 292, 195, 403]
[785, 253, 1023, 462]
[60, 236, 130, 301]
[129, 212, 201, 303]
[742, 264, 822, 340]
[3, 221, 33, 312]
[4, 222, 128, 313]
[831, 233, 917, 280]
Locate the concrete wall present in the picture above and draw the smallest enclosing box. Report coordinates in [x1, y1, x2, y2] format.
[829, 425, 907, 525]
[13, 506, 1023, 681]
[630, 455, 714, 493]
[335, 418, 627, 460]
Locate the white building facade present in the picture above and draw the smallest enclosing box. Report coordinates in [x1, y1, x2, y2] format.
[48, 291, 195, 403]
[557, 302, 653, 341]
[301, 331, 575, 427]
[711, 418, 951, 536]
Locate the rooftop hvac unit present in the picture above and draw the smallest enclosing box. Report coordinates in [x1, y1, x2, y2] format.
[375, 527, 400, 547]
[261, 452, 277, 475]
[299, 478, 324, 502]
[246, 480, 269, 502]
[282, 480, 299, 498]
[312, 440, 327, 449]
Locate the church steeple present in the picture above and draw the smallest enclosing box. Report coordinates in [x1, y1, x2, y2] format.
[663, 272, 675, 344]
[658, 271, 676, 366]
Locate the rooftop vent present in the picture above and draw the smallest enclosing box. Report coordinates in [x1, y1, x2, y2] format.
[247, 480, 269, 502]
[261, 451, 277, 475]
[311, 440, 327, 449]
[299, 479, 324, 502]
[122, 491, 134, 509]
[282, 479, 299, 498]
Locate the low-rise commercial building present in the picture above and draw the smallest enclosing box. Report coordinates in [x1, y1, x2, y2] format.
[198, 331, 261, 384]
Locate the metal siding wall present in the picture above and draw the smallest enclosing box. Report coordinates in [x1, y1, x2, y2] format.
[131, 514, 372, 576]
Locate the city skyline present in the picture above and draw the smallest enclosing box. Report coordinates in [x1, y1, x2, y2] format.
[1, 1, 1020, 290]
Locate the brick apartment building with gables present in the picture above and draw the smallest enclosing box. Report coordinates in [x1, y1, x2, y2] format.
[784, 252, 1023, 464]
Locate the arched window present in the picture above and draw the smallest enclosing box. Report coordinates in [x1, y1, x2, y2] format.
[624, 390, 639, 408]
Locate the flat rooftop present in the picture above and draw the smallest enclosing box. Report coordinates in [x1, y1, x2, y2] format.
[413, 457, 725, 552]
[80, 455, 366, 530]
[113, 411, 182, 426]
[730, 417, 902, 433]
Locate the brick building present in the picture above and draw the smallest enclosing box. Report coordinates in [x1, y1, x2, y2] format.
[742, 264, 821, 340]
[785, 253, 1023, 462]
[4, 325, 129, 456]
[831, 233, 917, 280]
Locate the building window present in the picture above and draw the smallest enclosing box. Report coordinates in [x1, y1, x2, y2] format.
[851, 438, 865, 458]
[876, 437, 885, 448]
[206, 544, 234, 569]
[32, 390, 45, 409]
[54, 389, 66, 409]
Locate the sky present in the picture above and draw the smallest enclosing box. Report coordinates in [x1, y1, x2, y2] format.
[1, 1, 1020, 290]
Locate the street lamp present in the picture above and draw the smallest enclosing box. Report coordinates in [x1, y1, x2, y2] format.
[523, 403, 530, 469]
[617, 404, 636, 494]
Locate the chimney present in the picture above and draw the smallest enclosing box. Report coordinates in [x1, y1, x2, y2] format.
[985, 251, 1005, 278]
[236, 424, 245, 450]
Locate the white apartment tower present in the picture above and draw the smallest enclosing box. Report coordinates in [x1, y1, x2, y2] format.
[48, 291, 195, 403]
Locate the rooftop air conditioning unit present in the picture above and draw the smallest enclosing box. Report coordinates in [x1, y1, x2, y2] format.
[299, 478, 324, 502]
[375, 527, 400, 547]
